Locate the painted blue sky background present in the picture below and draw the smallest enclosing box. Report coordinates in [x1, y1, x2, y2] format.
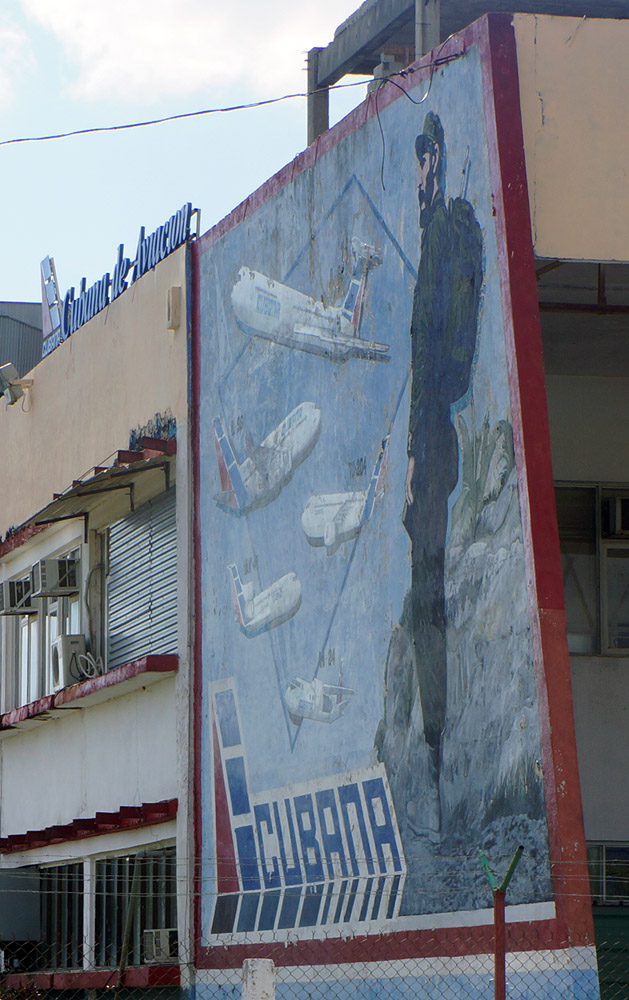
[0, 0, 368, 307]
[198, 44, 511, 793]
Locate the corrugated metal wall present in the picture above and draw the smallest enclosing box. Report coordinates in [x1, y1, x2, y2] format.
[0, 303, 43, 376]
[107, 488, 177, 670]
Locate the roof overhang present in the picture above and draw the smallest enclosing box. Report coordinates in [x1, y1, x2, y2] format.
[13, 443, 176, 546]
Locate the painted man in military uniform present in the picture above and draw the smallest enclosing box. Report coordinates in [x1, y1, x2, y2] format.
[403, 111, 483, 839]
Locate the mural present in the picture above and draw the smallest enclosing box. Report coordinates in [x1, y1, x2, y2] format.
[197, 36, 554, 942]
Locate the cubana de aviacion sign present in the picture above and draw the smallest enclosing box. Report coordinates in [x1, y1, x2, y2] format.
[42, 202, 193, 359]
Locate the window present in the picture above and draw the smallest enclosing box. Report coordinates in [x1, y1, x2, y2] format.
[0, 546, 83, 712]
[588, 843, 629, 905]
[557, 485, 629, 655]
[40, 862, 84, 970]
[94, 847, 177, 967]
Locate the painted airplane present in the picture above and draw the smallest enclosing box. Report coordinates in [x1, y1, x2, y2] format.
[230, 240, 388, 363]
[284, 676, 355, 725]
[301, 436, 390, 554]
[213, 402, 321, 515]
[229, 564, 301, 638]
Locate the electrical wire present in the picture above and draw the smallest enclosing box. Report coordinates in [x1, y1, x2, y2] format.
[0, 52, 462, 150]
[0, 78, 376, 148]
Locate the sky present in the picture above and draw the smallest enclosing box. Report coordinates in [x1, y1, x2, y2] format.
[0, 0, 369, 304]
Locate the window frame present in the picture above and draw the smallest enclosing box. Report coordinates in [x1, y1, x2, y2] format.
[556, 482, 629, 657]
[0, 541, 86, 712]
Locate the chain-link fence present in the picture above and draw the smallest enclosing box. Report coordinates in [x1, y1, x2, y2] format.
[0, 926, 625, 1000]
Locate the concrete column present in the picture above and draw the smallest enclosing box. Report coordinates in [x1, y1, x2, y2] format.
[307, 47, 329, 146]
[415, 0, 440, 58]
[242, 958, 276, 1000]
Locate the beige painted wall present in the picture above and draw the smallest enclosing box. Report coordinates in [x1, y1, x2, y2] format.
[0, 249, 188, 538]
[515, 14, 629, 262]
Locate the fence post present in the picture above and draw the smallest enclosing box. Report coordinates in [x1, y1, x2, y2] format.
[479, 845, 524, 1000]
[493, 887, 506, 1000]
[242, 958, 276, 1000]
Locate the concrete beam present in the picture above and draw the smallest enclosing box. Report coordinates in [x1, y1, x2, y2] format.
[316, 0, 415, 87]
[307, 48, 330, 145]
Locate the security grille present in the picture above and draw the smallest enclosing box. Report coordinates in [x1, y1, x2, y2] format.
[107, 488, 177, 670]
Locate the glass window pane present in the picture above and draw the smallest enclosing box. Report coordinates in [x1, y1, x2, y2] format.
[605, 847, 629, 902]
[556, 487, 598, 653]
[605, 547, 629, 650]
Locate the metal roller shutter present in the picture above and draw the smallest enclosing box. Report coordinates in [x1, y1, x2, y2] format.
[107, 488, 177, 670]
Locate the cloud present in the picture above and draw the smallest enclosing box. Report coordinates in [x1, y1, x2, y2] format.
[20, 0, 361, 103]
[0, 19, 34, 108]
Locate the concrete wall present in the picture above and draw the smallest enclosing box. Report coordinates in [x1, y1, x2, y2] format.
[0, 245, 192, 951]
[0, 676, 177, 837]
[0, 248, 188, 539]
[515, 14, 629, 262]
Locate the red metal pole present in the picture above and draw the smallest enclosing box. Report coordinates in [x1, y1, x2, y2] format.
[494, 887, 506, 1000]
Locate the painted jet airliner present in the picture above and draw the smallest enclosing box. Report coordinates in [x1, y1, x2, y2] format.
[301, 436, 390, 553]
[230, 240, 388, 362]
[229, 564, 302, 638]
[284, 677, 354, 725]
[213, 402, 321, 515]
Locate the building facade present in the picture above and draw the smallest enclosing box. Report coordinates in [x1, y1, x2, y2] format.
[1, 9, 629, 1000]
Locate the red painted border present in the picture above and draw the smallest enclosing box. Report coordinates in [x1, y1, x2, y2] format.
[191, 12, 593, 967]
[0, 654, 178, 731]
[3, 964, 179, 991]
[479, 14, 593, 947]
[0, 799, 177, 853]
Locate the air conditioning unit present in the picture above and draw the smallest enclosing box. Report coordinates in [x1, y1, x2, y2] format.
[143, 928, 178, 964]
[51, 634, 86, 691]
[0, 578, 35, 615]
[31, 557, 80, 597]
[604, 497, 629, 537]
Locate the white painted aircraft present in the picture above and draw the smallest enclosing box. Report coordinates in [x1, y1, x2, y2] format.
[213, 402, 321, 515]
[230, 240, 388, 362]
[284, 677, 354, 725]
[228, 564, 302, 638]
[301, 436, 390, 553]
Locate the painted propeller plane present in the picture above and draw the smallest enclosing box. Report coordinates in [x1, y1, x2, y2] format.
[213, 402, 321, 515]
[230, 240, 388, 363]
[228, 564, 302, 638]
[284, 676, 355, 725]
[301, 436, 390, 554]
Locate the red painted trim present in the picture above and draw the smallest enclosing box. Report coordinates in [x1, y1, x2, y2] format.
[0, 799, 177, 854]
[0, 693, 55, 727]
[116, 449, 145, 464]
[0, 522, 48, 559]
[479, 13, 593, 946]
[191, 206, 204, 968]
[139, 436, 178, 455]
[3, 964, 180, 991]
[212, 711, 239, 894]
[52, 653, 178, 706]
[191, 13, 594, 966]
[0, 654, 178, 731]
[193, 917, 572, 970]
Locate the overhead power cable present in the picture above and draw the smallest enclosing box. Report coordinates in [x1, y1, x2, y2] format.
[0, 56, 461, 149]
[0, 78, 375, 148]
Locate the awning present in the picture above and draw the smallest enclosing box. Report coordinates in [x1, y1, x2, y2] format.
[18, 439, 176, 541]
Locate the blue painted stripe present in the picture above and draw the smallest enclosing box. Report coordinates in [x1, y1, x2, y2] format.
[225, 756, 250, 815]
[215, 689, 241, 748]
